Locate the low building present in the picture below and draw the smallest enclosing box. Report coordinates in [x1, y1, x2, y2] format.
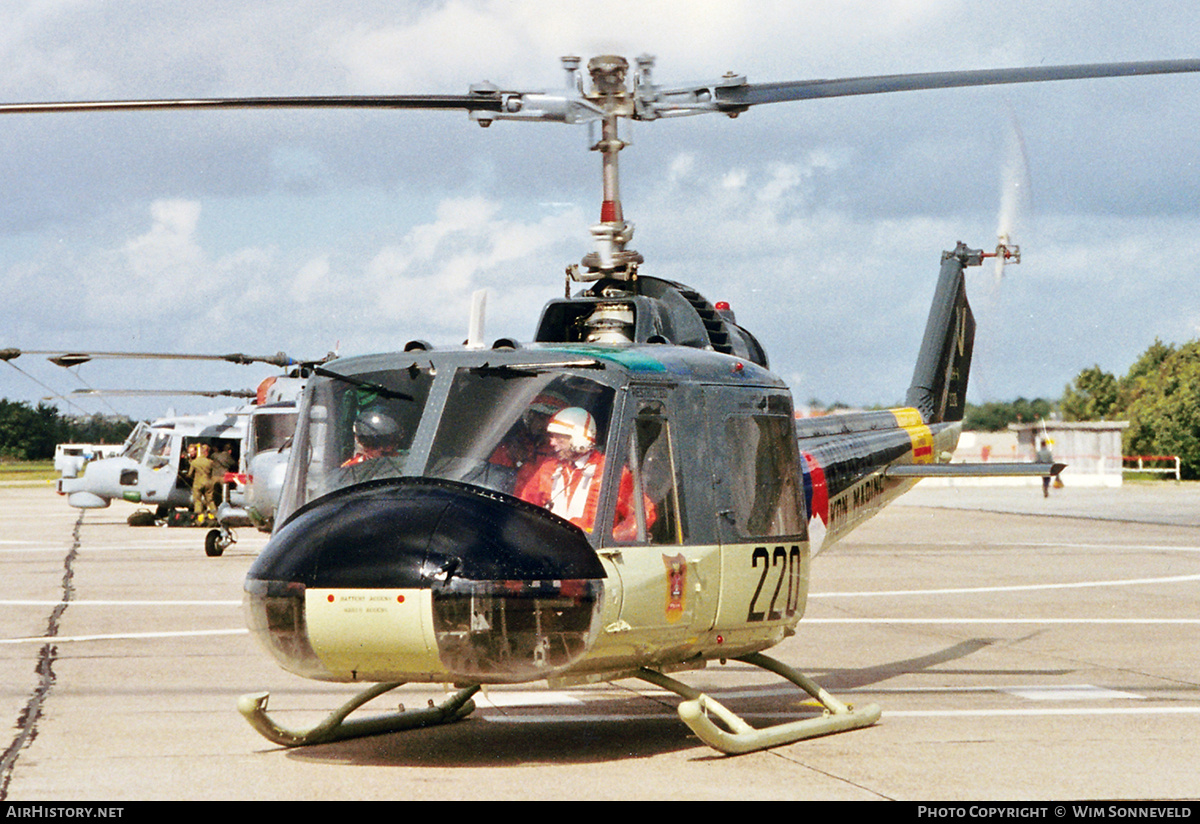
[1009, 420, 1129, 487]
[941, 421, 1129, 487]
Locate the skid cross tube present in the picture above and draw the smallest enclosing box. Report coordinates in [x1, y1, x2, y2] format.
[237, 682, 479, 748]
[639, 652, 881, 755]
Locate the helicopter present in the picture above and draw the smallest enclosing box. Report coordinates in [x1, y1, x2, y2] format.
[2, 347, 308, 554]
[55, 402, 246, 514]
[206, 373, 306, 556]
[4, 54, 1195, 756]
[69, 373, 305, 558]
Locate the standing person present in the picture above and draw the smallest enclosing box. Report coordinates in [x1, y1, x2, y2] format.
[1037, 438, 1054, 498]
[210, 443, 236, 506]
[186, 443, 220, 523]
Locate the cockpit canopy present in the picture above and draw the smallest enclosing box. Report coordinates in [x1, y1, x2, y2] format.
[276, 354, 617, 527]
[275, 345, 806, 550]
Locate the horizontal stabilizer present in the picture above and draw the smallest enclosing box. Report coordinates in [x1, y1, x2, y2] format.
[884, 462, 1065, 478]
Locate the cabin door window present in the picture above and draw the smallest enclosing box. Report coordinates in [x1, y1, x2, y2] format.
[720, 410, 804, 539]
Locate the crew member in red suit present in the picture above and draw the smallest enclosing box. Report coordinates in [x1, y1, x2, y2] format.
[515, 406, 654, 540]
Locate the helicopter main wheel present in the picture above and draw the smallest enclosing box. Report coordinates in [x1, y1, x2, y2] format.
[205, 525, 238, 557]
[205, 528, 225, 557]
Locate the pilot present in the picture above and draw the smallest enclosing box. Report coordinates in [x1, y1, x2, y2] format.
[515, 406, 654, 540]
[185, 443, 220, 524]
[342, 406, 404, 468]
[489, 392, 567, 489]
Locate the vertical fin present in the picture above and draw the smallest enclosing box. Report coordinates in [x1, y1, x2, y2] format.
[905, 243, 977, 424]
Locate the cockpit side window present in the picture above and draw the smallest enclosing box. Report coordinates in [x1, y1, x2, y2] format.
[252, 409, 297, 454]
[611, 401, 686, 545]
[146, 431, 173, 469]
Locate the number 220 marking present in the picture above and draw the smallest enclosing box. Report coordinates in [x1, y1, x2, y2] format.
[746, 545, 803, 622]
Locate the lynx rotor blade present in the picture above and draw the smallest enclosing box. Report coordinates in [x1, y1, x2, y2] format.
[1, 349, 304, 368]
[68, 388, 256, 399]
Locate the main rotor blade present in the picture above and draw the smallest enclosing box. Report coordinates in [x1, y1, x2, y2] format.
[0, 348, 302, 368]
[718, 59, 1200, 109]
[69, 388, 256, 398]
[0, 94, 503, 116]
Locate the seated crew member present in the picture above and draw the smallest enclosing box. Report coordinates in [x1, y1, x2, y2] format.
[487, 392, 567, 492]
[342, 407, 404, 468]
[515, 406, 654, 540]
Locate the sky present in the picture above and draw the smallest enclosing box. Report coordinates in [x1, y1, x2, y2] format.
[2, 0, 1199, 421]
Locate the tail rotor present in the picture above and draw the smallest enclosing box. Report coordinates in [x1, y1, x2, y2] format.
[990, 112, 1032, 283]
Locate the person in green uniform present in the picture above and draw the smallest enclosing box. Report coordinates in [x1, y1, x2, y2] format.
[186, 443, 220, 523]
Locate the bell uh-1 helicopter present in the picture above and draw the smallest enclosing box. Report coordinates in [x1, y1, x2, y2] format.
[5, 55, 1193, 756]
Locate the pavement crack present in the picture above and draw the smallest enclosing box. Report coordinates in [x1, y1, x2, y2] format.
[0, 510, 82, 801]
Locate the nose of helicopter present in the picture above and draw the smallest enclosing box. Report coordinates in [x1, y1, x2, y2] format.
[244, 477, 607, 684]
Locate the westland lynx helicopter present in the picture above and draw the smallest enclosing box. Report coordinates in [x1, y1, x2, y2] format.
[6, 55, 1195, 755]
[207, 373, 306, 556]
[2, 347, 307, 555]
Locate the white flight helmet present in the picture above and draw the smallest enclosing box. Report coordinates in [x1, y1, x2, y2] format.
[546, 407, 597, 454]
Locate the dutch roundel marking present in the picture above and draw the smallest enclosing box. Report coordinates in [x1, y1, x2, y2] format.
[801, 451, 829, 526]
[746, 545, 803, 622]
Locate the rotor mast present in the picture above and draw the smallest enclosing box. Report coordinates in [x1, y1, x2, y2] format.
[570, 55, 645, 282]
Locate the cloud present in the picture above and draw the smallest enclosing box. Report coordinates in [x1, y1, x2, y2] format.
[360, 195, 585, 334]
[3, 0, 1200, 419]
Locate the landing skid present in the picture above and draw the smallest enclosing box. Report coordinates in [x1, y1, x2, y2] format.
[237, 682, 480, 748]
[638, 652, 881, 755]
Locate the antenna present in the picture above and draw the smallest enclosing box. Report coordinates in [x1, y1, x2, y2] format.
[466, 289, 488, 348]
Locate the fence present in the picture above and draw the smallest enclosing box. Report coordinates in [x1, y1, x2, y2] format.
[1122, 455, 1181, 481]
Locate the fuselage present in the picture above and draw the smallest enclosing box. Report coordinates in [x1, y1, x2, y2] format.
[244, 343, 953, 687]
[57, 412, 245, 509]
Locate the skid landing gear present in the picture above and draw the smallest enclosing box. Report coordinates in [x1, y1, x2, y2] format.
[638, 652, 881, 755]
[237, 682, 480, 747]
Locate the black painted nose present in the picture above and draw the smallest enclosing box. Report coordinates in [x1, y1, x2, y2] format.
[244, 477, 606, 683]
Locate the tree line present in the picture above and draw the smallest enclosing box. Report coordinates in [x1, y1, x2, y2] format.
[1060, 338, 1199, 479]
[0, 399, 136, 461]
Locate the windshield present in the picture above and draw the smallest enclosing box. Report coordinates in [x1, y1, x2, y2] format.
[120, 422, 152, 462]
[426, 369, 615, 498]
[274, 357, 622, 528]
[252, 407, 298, 453]
[276, 364, 434, 520]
